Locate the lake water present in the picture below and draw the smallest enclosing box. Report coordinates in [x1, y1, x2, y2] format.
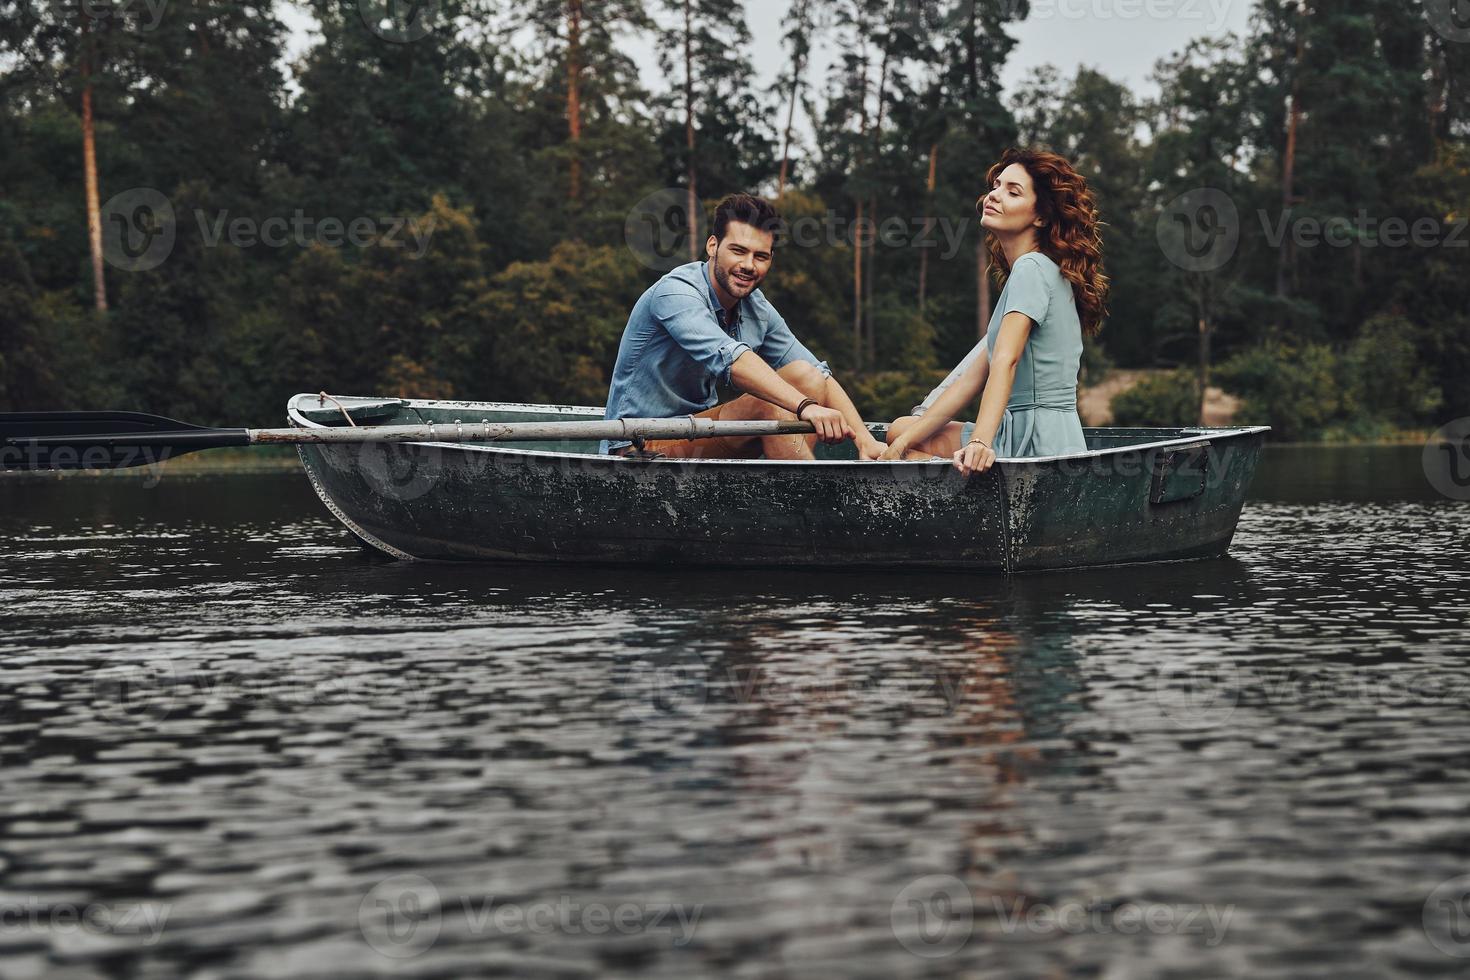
[1, 445, 1467, 978]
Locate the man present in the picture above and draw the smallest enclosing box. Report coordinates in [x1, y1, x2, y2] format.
[603, 193, 883, 460]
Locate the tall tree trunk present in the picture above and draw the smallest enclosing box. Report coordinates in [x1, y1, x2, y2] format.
[1275, 26, 1304, 301]
[566, 0, 582, 203]
[683, 0, 698, 259]
[1197, 313, 1211, 426]
[777, 75, 798, 198]
[81, 16, 106, 313]
[918, 140, 939, 315]
[852, 200, 864, 370]
[865, 196, 876, 366]
[777, 28, 805, 199]
[977, 240, 990, 339]
[864, 33, 890, 368]
[850, 18, 870, 371]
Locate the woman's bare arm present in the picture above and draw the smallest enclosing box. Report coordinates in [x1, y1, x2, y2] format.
[955, 312, 1033, 475]
[886, 346, 992, 455]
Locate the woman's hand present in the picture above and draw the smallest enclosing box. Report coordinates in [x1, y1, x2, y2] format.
[953, 439, 997, 476]
[876, 437, 912, 462]
[857, 435, 886, 461]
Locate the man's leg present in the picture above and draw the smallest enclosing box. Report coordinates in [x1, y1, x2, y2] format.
[708, 361, 829, 460]
[634, 403, 764, 460]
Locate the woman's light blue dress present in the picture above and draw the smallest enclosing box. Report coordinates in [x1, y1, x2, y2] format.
[914, 251, 1087, 458]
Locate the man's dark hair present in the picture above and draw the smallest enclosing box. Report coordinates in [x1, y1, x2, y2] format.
[711, 193, 782, 244]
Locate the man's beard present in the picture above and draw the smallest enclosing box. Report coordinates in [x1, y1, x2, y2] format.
[714, 260, 761, 298]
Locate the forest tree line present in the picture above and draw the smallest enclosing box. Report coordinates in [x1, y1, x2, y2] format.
[2, 0, 1467, 439]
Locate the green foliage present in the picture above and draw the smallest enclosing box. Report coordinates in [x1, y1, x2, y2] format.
[846, 370, 948, 424]
[1339, 315, 1444, 428]
[1214, 342, 1341, 442]
[1080, 339, 1113, 388]
[477, 240, 649, 405]
[1110, 370, 1200, 428]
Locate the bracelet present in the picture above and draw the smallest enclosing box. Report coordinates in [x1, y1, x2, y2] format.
[968, 436, 991, 449]
[794, 398, 817, 420]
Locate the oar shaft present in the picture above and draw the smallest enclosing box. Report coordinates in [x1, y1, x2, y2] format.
[248, 418, 817, 445]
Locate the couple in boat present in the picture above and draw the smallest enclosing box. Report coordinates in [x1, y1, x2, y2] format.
[603, 147, 1109, 473]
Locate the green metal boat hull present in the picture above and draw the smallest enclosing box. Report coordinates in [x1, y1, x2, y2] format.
[288, 394, 1268, 573]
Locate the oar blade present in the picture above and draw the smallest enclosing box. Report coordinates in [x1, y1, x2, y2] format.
[0, 412, 247, 471]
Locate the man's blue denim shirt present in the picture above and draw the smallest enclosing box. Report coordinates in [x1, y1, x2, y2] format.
[601, 260, 830, 452]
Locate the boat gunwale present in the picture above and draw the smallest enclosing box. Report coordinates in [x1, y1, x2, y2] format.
[286, 393, 1271, 467]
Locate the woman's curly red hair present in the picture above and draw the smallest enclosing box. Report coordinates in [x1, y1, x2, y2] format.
[981, 148, 1109, 337]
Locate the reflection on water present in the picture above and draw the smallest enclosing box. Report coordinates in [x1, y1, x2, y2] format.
[1, 445, 1468, 977]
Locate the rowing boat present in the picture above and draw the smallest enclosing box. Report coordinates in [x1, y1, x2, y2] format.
[288, 393, 1268, 572]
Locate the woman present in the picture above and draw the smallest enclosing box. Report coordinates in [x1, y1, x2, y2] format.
[880, 148, 1108, 474]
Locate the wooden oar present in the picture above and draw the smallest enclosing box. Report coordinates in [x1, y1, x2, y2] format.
[0, 411, 818, 471]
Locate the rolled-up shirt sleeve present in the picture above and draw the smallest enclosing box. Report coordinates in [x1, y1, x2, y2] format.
[650, 284, 751, 387]
[753, 299, 831, 378]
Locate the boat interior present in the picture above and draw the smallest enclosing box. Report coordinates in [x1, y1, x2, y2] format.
[289, 393, 1242, 460]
